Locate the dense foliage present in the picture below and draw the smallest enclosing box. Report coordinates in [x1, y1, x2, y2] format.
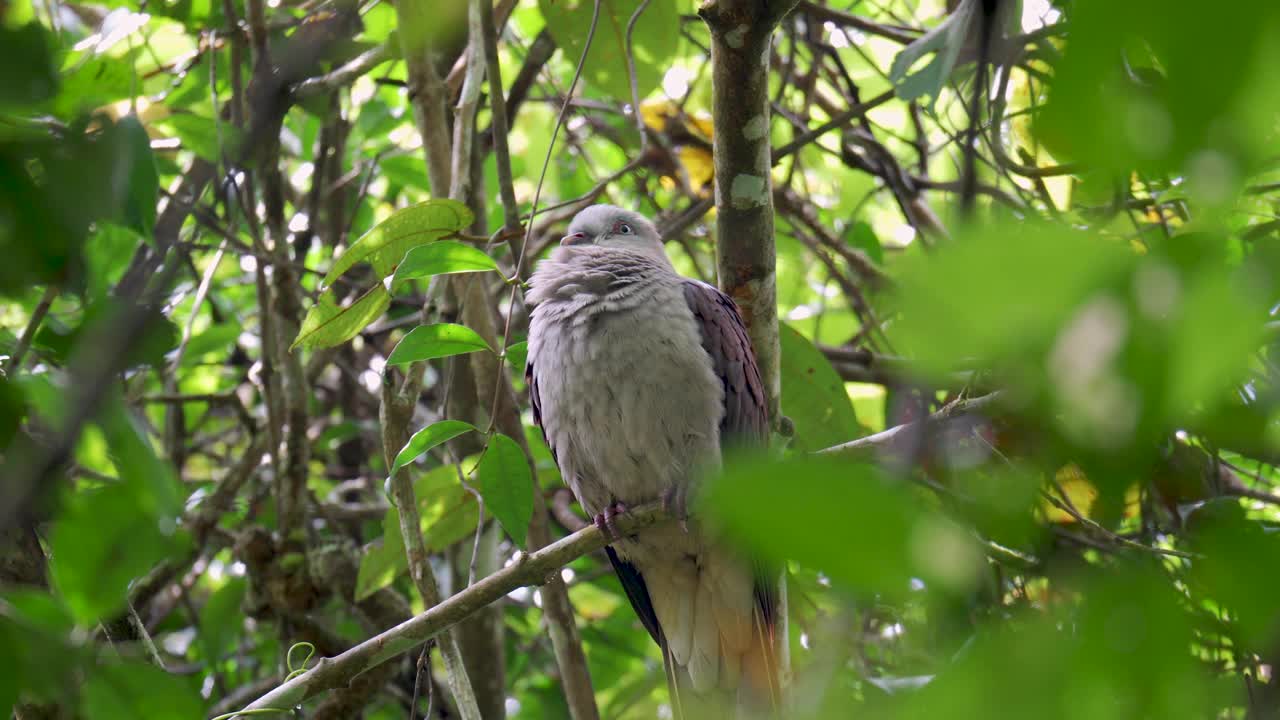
[2, 0, 1279, 718]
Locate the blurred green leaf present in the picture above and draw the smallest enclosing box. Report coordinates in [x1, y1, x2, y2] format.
[182, 321, 243, 363]
[385, 323, 492, 365]
[81, 661, 204, 719]
[0, 22, 58, 109]
[35, 301, 180, 369]
[388, 419, 477, 479]
[162, 113, 239, 165]
[1041, 0, 1280, 181]
[891, 221, 1133, 377]
[0, 589, 79, 704]
[50, 396, 183, 625]
[50, 481, 179, 625]
[888, 10, 965, 106]
[537, 0, 681, 101]
[890, 565, 1211, 720]
[476, 433, 533, 549]
[845, 221, 883, 266]
[199, 576, 246, 666]
[390, 240, 500, 289]
[707, 453, 982, 595]
[115, 115, 157, 240]
[780, 322, 862, 452]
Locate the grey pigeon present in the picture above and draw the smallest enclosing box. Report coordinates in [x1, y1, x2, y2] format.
[526, 205, 778, 717]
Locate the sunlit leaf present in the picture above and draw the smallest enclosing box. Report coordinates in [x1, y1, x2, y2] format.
[291, 284, 390, 351]
[385, 322, 492, 365]
[322, 199, 473, 287]
[390, 240, 500, 289]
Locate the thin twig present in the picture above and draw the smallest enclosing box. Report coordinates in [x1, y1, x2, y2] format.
[8, 285, 57, 373]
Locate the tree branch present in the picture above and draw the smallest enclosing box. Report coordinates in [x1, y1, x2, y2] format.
[237, 504, 666, 713]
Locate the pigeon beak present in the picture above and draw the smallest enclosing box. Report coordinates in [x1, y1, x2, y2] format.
[560, 232, 589, 246]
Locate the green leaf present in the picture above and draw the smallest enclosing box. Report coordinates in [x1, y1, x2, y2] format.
[0, 22, 58, 109]
[356, 464, 481, 601]
[182, 321, 243, 362]
[115, 115, 158, 240]
[51, 396, 183, 625]
[291, 284, 391, 351]
[708, 453, 981, 595]
[322, 199, 474, 288]
[505, 340, 529, 377]
[888, 7, 970, 106]
[385, 323, 492, 365]
[50, 482, 178, 625]
[390, 240, 500, 289]
[55, 52, 138, 118]
[475, 433, 534, 549]
[81, 661, 204, 719]
[85, 224, 145, 301]
[890, 220, 1132, 378]
[0, 589, 79, 704]
[163, 113, 240, 165]
[199, 577, 247, 665]
[537, 0, 681, 101]
[779, 323, 862, 452]
[844, 221, 883, 267]
[388, 419, 477, 479]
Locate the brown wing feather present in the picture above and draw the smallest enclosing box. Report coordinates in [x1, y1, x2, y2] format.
[680, 280, 769, 446]
[680, 279, 780, 676]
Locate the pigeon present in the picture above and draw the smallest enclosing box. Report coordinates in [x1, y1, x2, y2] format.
[526, 204, 778, 717]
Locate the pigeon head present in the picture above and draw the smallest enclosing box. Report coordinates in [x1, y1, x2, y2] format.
[561, 205, 663, 255]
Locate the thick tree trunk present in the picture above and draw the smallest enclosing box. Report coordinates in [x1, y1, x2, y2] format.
[700, 0, 800, 706]
[699, 0, 798, 427]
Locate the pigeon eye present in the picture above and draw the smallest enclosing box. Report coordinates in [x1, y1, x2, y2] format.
[617, 223, 633, 235]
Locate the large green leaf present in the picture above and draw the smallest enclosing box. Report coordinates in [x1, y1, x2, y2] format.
[390, 240, 500, 289]
[388, 419, 477, 479]
[537, 0, 681, 101]
[50, 397, 183, 625]
[81, 661, 204, 719]
[779, 322, 862, 452]
[0, 589, 80, 705]
[0, 23, 58, 110]
[385, 323, 492, 365]
[322, 199, 474, 288]
[291, 284, 390, 351]
[355, 464, 481, 601]
[475, 434, 534, 549]
[199, 576, 247, 666]
[707, 453, 981, 595]
[50, 482, 178, 625]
